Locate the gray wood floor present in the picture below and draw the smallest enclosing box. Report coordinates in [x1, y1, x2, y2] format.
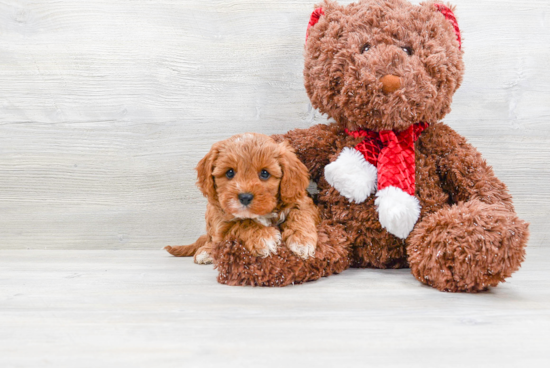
[1, 247, 549, 368]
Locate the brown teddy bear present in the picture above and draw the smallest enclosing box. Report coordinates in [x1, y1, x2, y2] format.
[212, 0, 530, 292]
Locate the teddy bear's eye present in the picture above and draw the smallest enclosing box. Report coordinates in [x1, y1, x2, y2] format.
[401, 46, 413, 56]
[361, 43, 371, 53]
[226, 169, 235, 179]
[259, 170, 271, 180]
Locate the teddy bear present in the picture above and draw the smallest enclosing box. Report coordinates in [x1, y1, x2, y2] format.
[212, 0, 529, 292]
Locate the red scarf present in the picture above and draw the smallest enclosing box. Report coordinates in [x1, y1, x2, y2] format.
[345, 122, 429, 196]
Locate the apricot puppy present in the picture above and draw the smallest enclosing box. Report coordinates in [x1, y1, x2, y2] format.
[165, 133, 319, 264]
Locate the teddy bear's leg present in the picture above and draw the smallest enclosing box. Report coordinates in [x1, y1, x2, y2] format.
[210, 220, 351, 287]
[351, 234, 409, 269]
[407, 199, 529, 292]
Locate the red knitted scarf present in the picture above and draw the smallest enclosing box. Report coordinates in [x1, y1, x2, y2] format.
[345, 122, 429, 196]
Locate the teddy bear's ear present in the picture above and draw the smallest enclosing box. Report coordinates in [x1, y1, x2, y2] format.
[306, 7, 325, 41]
[433, 3, 462, 49]
[305, 1, 344, 42]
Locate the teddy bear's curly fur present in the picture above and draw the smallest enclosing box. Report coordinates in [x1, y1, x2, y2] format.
[211, 0, 529, 292]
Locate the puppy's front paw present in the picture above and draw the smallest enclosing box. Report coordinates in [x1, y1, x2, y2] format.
[243, 227, 281, 258]
[287, 242, 316, 259]
[283, 230, 317, 260]
[194, 250, 213, 265]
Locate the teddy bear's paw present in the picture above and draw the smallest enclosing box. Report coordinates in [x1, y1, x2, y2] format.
[194, 250, 214, 265]
[324, 147, 377, 203]
[375, 186, 421, 239]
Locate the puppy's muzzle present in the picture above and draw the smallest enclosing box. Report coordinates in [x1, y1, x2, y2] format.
[238, 193, 254, 206]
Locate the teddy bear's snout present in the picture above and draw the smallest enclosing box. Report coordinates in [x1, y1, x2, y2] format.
[380, 75, 401, 94]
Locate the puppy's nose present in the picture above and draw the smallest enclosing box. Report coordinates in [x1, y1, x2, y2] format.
[238, 193, 254, 206]
[380, 74, 401, 94]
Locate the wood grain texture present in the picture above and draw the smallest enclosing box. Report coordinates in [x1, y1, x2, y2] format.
[0, 0, 549, 249]
[1, 247, 549, 367]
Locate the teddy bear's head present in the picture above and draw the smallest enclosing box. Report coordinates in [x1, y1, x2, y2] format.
[304, 0, 464, 132]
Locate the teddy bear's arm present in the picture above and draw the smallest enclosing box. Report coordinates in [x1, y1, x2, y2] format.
[423, 123, 514, 210]
[408, 123, 529, 292]
[272, 123, 343, 182]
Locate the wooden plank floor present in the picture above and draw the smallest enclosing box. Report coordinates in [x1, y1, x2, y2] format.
[1, 247, 549, 368]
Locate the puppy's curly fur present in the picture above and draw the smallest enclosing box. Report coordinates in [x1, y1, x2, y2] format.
[165, 133, 319, 263]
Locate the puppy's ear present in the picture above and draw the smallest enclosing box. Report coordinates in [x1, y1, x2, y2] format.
[279, 141, 310, 205]
[196, 142, 221, 202]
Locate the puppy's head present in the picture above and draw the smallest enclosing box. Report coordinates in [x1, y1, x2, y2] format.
[196, 133, 309, 218]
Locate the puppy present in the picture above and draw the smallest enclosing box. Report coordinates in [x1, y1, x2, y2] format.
[165, 133, 319, 264]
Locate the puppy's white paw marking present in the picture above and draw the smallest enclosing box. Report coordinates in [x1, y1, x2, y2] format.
[258, 230, 281, 257]
[324, 147, 377, 203]
[287, 242, 316, 260]
[195, 251, 213, 265]
[375, 186, 421, 239]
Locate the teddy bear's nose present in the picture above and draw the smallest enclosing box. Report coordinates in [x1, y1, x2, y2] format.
[380, 75, 401, 94]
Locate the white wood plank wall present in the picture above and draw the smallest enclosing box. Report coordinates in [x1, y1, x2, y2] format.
[1, 0, 549, 249]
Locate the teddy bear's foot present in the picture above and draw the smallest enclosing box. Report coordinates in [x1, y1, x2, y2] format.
[210, 221, 352, 287]
[407, 200, 529, 292]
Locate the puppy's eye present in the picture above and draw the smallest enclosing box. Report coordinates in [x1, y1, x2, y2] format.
[259, 170, 270, 180]
[401, 46, 413, 56]
[226, 169, 235, 179]
[361, 43, 371, 53]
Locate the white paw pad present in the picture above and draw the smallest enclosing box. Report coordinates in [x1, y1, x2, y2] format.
[287, 242, 316, 260]
[375, 186, 421, 239]
[324, 147, 377, 204]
